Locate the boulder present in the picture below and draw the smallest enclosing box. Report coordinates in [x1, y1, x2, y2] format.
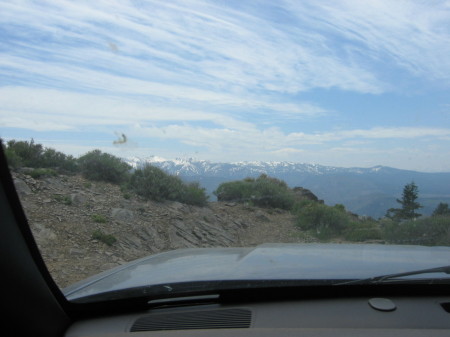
[13, 178, 32, 196]
[70, 193, 87, 205]
[292, 187, 322, 203]
[111, 208, 134, 222]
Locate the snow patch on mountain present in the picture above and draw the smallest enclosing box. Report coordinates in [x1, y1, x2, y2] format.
[125, 156, 388, 177]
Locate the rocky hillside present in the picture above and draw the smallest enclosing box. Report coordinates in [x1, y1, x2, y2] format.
[13, 171, 317, 288]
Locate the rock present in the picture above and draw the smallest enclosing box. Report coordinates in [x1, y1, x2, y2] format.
[25, 177, 37, 186]
[292, 187, 320, 202]
[121, 234, 142, 249]
[32, 223, 57, 244]
[70, 193, 87, 205]
[120, 200, 133, 209]
[168, 220, 198, 249]
[138, 226, 166, 251]
[13, 178, 32, 196]
[168, 219, 236, 249]
[69, 248, 85, 256]
[18, 167, 34, 175]
[111, 208, 134, 222]
[255, 210, 270, 222]
[233, 220, 246, 228]
[168, 201, 187, 213]
[101, 263, 118, 271]
[43, 176, 66, 189]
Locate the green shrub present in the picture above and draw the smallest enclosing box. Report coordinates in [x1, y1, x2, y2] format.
[129, 165, 208, 206]
[78, 149, 130, 184]
[314, 224, 337, 241]
[3, 146, 22, 168]
[28, 168, 57, 179]
[343, 220, 382, 242]
[294, 202, 382, 242]
[39, 148, 78, 173]
[252, 175, 295, 209]
[214, 174, 295, 210]
[53, 194, 72, 205]
[92, 229, 117, 246]
[214, 180, 252, 202]
[129, 165, 183, 201]
[5, 139, 43, 167]
[4, 139, 78, 172]
[120, 184, 131, 199]
[433, 203, 450, 216]
[294, 201, 350, 234]
[181, 182, 209, 206]
[91, 214, 107, 223]
[383, 215, 450, 246]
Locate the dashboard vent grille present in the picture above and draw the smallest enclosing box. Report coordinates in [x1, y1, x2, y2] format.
[130, 308, 252, 332]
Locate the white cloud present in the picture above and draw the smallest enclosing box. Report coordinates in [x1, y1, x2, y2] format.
[269, 148, 305, 156]
[1, 1, 450, 171]
[284, 0, 450, 83]
[318, 127, 450, 141]
[0, 87, 259, 131]
[130, 123, 450, 155]
[0, 114, 74, 132]
[2, 0, 449, 101]
[0, 54, 323, 118]
[0, 0, 387, 99]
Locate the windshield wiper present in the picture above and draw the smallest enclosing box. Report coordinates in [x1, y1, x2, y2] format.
[336, 265, 450, 285]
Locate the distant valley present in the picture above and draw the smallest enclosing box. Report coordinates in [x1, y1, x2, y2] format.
[128, 157, 450, 218]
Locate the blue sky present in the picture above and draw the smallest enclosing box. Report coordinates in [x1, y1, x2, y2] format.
[1, 0, 450, 171]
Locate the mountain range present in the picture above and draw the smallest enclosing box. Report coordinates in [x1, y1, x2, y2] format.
[127, 157, 450, 218]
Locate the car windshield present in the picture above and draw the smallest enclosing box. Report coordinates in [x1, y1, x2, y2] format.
[1, 1, 450, 302]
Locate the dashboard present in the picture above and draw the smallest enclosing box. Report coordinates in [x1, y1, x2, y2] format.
[65, 296, 450, 336]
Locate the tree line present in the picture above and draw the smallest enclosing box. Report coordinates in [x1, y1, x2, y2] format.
[2, 139, 208, 206]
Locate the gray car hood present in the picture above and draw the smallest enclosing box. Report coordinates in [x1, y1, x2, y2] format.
[64, 243, 450, 300]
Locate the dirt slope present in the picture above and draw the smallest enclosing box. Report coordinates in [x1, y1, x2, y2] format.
[13, 172, 316, 287]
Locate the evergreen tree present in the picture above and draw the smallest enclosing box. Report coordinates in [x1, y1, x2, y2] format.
[386, 182, 422, 220]
[432, 202, 450, 216]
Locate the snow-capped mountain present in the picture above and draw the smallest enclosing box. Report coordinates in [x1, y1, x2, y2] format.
[128, 157, 393, 177]
[126, 157, 450, 218]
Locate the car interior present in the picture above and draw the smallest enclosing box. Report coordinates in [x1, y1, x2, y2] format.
[2, 146, 450, 337]
[2, 1, 450, 336]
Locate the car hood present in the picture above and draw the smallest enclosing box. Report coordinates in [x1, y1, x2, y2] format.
[63, 243, 450, 300]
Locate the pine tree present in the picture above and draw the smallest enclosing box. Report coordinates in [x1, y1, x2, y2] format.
[386, 182, 422, 220]
[432, 203, 450, 216]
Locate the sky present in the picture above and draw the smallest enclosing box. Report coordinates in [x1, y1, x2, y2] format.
[1, 0, 450, 172]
